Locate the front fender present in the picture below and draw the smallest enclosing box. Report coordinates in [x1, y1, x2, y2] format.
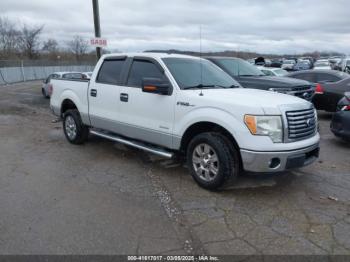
[174, 107, 248, 148]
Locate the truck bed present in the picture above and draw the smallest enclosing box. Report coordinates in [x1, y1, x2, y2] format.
[50, 78, 90, 121]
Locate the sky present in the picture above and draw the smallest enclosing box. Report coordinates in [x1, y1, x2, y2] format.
[1, 0, 350, 54]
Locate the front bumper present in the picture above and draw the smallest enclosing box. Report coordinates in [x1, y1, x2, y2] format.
[240, 143, 319, 173]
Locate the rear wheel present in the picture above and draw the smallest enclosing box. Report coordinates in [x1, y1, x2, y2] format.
[63, 109, 89, 144]
[186, 132, 240, 190]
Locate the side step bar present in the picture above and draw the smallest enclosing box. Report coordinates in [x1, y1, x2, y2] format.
[90, 130, 174, 159]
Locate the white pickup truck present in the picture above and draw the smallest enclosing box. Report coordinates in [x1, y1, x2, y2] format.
[50, 53, 320, 189]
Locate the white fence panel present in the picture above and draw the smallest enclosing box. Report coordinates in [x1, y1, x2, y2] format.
[0, 65, 95, 85]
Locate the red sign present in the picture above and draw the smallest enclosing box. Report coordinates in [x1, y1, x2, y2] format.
[90, 38, 107, 47]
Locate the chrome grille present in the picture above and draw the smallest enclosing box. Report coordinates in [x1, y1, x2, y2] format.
[288, 85, 314, 101]
[286, 108, 317, 141]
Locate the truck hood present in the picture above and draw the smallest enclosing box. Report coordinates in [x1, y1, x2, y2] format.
[237, 75, 310, 89]
[185, 88, 312, 115]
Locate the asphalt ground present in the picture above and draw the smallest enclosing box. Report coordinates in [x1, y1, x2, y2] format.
[0, 81, 349, 255]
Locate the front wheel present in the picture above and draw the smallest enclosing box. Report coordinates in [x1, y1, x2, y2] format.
[186, 132, 240, 190]
[63, 109, 89, 144]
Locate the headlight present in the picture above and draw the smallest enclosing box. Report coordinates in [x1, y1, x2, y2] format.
[244, 115, 283, 143]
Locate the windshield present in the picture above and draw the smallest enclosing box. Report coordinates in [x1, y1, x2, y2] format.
[213, 58, 265, 77]
[162, 58, 240, 89]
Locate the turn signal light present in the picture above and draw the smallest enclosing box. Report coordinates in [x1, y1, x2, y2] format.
[244, 115, 257, 134]
[144, 85, 157, 92]
[315, 83, 324, 94]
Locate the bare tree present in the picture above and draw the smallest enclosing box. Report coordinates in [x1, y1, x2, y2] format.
[19, 24, 44, 59]
[67, 35, 88, 61]
[42, 38, 59, 59]
[0, 17, 21, 59]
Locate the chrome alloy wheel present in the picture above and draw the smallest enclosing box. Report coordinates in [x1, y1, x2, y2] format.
[65, 115, 77, 140]
[192, 143, 219, 182]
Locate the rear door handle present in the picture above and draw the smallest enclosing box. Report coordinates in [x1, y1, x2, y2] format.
[90, 89, 97, 97]
[120, 93, 128, 102]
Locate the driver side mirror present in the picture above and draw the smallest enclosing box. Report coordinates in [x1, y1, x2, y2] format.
[142, 78, 171, 95]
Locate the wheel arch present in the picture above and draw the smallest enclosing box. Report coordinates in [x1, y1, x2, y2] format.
[180, 121, 241, 156]
[61, 99, 78, 117]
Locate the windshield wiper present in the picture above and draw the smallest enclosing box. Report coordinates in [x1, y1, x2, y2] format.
[183, 84, 216, 90]
[183, 84, 239, 90]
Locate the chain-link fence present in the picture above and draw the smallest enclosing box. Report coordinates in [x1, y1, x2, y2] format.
[0, 60, 96, 85]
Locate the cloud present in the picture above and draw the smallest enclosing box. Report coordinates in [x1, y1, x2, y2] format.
[1, 0, 350, 54]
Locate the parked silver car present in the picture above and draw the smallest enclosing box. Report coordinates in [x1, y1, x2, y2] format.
[42, 72, 92, 98]
[281, 60, 296, 71]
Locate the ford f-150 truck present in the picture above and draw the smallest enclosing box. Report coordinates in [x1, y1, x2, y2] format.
[50, 53, 320, 190]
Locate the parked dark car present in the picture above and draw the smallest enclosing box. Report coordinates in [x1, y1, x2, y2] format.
[270, 59, 282, 68]
[287, 70, 350, 112]
[206, 57, 315, 101]
[254, 56, 266, 66]
[331, 92, 350, 141]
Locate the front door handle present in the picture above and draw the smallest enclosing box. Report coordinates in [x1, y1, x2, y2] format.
[120, 93, 128, 102]
[90, 89, 97, 97]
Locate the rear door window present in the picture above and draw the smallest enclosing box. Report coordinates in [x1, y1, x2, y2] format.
[96, 59, 126, 85]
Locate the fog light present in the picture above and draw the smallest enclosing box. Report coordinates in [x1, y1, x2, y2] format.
[269, 158, 281, 169]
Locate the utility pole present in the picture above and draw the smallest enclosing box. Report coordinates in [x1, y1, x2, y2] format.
[92, 0, 102, 59]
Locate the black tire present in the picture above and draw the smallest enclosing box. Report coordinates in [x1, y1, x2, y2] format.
[63, 109, 89, 144]
[42, 88, 49, 99]
[186, 132, 240, 190]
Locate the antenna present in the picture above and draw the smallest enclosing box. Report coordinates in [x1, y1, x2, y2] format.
[199, 25, 203, 96]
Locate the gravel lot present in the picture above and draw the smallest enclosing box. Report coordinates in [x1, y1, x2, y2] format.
[0, 80, 350, 255]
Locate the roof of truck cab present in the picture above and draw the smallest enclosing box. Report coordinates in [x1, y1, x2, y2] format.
[102, 52, 199, 60]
